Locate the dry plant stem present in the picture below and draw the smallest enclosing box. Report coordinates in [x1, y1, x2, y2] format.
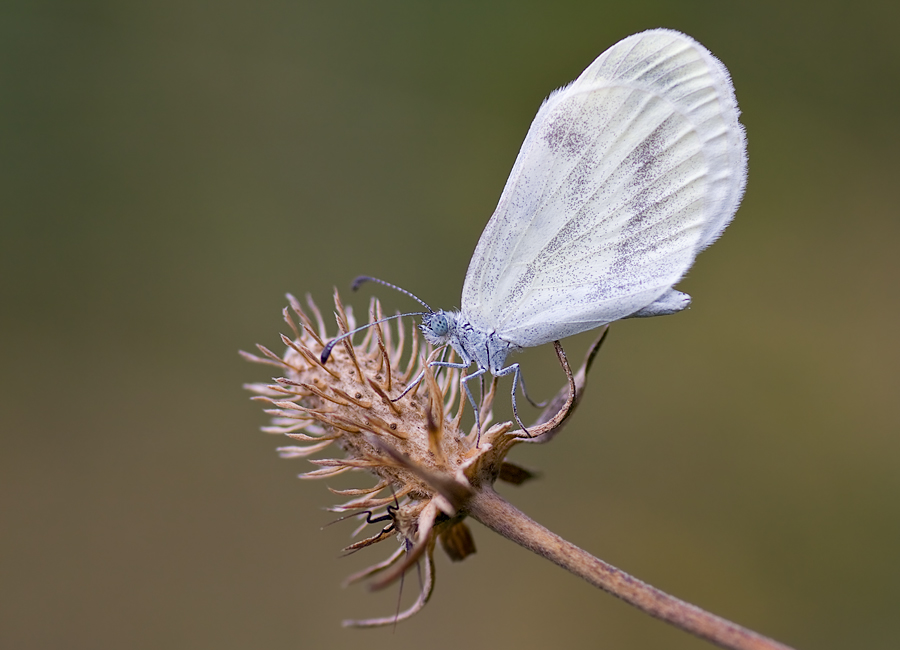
[468, 487, 796, 650]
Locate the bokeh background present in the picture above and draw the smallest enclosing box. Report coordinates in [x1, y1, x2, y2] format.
[3, 1, 899, 649]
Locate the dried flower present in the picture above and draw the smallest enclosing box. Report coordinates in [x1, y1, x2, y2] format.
[243, 290, 588, 626]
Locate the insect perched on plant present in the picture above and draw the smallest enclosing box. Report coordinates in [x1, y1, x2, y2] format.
[322, 28, 747, 435]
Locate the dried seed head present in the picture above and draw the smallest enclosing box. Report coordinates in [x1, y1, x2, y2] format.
[243, 290, 598, 626]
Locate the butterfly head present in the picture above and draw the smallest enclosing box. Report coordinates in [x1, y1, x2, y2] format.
[420, 310, 455, 347]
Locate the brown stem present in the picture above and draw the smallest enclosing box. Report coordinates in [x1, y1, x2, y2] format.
[467, 488, 796, 650]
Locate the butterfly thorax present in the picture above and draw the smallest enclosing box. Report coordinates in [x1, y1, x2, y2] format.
[420, 310, 520, 375]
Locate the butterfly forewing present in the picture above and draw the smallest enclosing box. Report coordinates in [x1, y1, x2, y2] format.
[460, 29, 747, 348]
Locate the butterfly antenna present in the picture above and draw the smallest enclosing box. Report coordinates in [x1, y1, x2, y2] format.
[390, 487, 400, 510]
[320, 311, 425, 364]
[321, 508, 396, 529]
[352, 276, 433, 312]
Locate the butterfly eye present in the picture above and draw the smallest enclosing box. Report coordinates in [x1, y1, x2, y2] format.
[428, 313, 449, 338]
[419, 313, 451, 347]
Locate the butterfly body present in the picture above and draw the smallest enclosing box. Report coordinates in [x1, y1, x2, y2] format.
[421, 310, 520, 375]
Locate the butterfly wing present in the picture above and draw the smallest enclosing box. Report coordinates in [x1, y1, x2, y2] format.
[460, 29, 747, 348]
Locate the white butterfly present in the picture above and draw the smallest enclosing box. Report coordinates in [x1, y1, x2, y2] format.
[332, 29, 747, 435]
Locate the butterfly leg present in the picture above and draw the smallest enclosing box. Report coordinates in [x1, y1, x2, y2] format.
[460, 366, 487, 442]
[392, 348, 451, 403]
[429, 360, 486, 440]
[516, 367, 547, 409]
[392, 367, 426, 403]
[493, 362, 531, 437]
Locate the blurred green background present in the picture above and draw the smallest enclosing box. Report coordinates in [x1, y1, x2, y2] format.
[2, 1, 899, 649]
